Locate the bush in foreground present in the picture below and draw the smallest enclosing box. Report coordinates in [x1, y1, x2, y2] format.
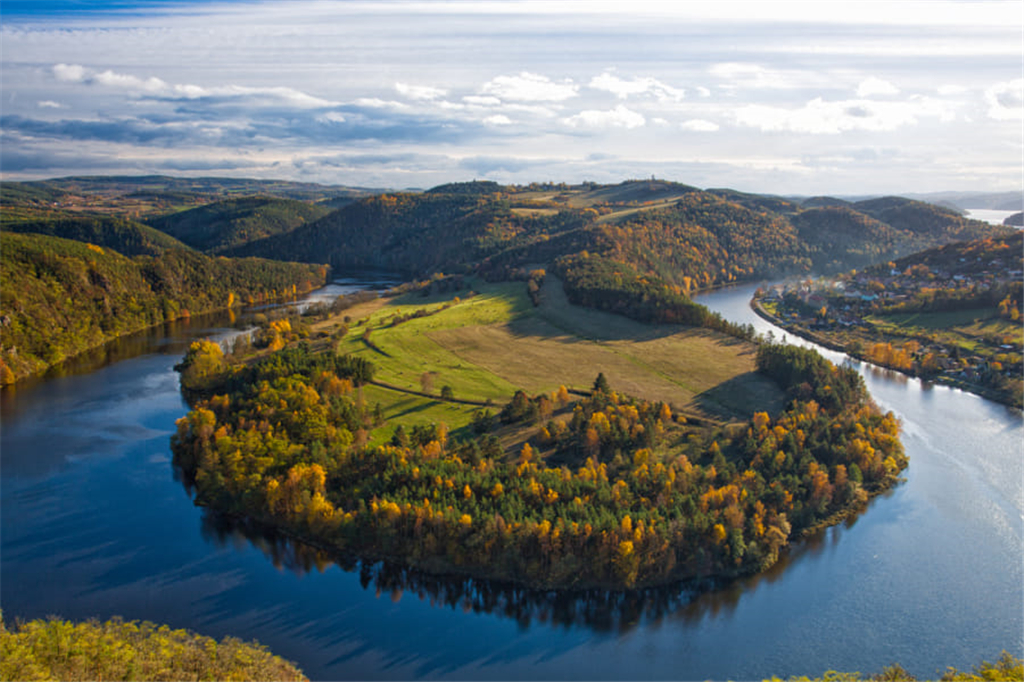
[768, 651, 1023, 682]
[0, 613, 307, 681]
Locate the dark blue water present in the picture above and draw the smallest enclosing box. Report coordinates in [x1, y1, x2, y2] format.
[2, 282, 1021, 680]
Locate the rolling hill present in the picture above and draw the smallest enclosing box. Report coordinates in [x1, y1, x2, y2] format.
[146, 196, 332, 253]
[227, 180, 1013, 289]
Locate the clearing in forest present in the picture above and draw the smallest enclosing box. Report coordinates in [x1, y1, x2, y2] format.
[330, 275, 783, 439]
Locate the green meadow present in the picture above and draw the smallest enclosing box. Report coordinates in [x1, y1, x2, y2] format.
[329, 276, 784, 445]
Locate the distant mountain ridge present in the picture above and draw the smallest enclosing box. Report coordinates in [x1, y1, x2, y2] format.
[225, 180, 1012, 289]
[7, 175, 383, 203]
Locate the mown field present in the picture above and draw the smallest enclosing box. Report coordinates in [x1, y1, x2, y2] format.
[869, 308, 1022, 350]
[323, 276, 784, 446]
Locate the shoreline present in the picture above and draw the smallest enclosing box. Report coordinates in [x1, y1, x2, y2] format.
[749, 298, 1022, 411]
[188, 464, 905, 595]
[2, 304, 244, 387]
[1, 287, 330, 389]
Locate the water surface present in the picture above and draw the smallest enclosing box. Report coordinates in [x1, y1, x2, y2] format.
[2, 281, 1021, 679]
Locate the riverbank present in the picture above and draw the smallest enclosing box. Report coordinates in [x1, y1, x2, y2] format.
[750, 297, 1023, 410]
[1, 294, 305, 388]
[0, 232, 329, 388]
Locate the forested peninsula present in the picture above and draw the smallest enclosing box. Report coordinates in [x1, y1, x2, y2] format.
[172, 276, 907, 590]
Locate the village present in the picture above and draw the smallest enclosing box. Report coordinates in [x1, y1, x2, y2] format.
[753, 238, 1023, 408]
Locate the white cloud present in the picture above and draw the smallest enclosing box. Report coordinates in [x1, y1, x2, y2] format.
[588, 72, 684, 102]
[681, 119, 719, 132]
[462, 95, 502, 107]
[395, 82, 447, 101]
[733, 97, 955, 134]
[856, 77, 899, 97]
[52, 63, 87, 82]
[984, 79, 1023, 120]
[37, 100, 65, 109]
[50, 63, 338, 109]
[198, 84, 339, 109]
[481, 72, 578, 102]
[353, 97, 409, 109]
[564, 104, 645, 129]
[483, 114, 512, 126]
[695, 86, 712, 98]
[94, 69, 169, 93]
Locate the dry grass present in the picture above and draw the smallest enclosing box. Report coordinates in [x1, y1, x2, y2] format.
[324, 275, 783, 438]
[510, 207, 560, 217]
[426, 276, 782, 422]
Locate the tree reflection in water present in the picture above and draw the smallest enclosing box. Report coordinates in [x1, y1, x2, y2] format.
[197, 499, 875, 636]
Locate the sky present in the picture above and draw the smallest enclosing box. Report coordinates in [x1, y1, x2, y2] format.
[1, 0, 1021, 195]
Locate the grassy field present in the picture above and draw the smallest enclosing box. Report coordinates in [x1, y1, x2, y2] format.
[868, 307, 1022, 352]
[327, 276, 784, 446]
[874, 307, 1001, 330]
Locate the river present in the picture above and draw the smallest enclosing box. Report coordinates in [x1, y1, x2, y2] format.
[1, 281, 1021, 680]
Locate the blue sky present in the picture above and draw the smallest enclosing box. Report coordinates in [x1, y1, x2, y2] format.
[1, 0, 1021, 194]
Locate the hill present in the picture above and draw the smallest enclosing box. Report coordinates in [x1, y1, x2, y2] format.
[904, 190, 1024, 212]
[229, 183, 1013, 302]
[2, 214, 191, 256]
[3, 175, 1014, 385]
[562, 179, 701, 207]
[852, 196, 998, 242]
[22, 174, 378, 203]
[147, 196, 331, 253]
[1, 176, 379, 222]
[705, 188, 799, 214]
[425, 180, 504, 195]
[790, 206, 899, 271]
[800, 196, 853, 209]
[0, 231, 327, 384]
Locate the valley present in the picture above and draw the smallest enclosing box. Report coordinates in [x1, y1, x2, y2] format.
[0, 174, 1020, 677]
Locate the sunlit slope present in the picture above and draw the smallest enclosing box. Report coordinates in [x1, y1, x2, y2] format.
[330, 276, 783, 432]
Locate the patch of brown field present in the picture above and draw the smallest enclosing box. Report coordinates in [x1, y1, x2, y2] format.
[510, 207, 560, 217]
[593, 201, 682, 223]
[308, 296, 390, 334]
[426, 275, 784, 422]
[427, 320, 778, 422]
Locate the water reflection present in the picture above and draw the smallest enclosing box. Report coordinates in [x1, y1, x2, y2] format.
[195, 490, 883, 637]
